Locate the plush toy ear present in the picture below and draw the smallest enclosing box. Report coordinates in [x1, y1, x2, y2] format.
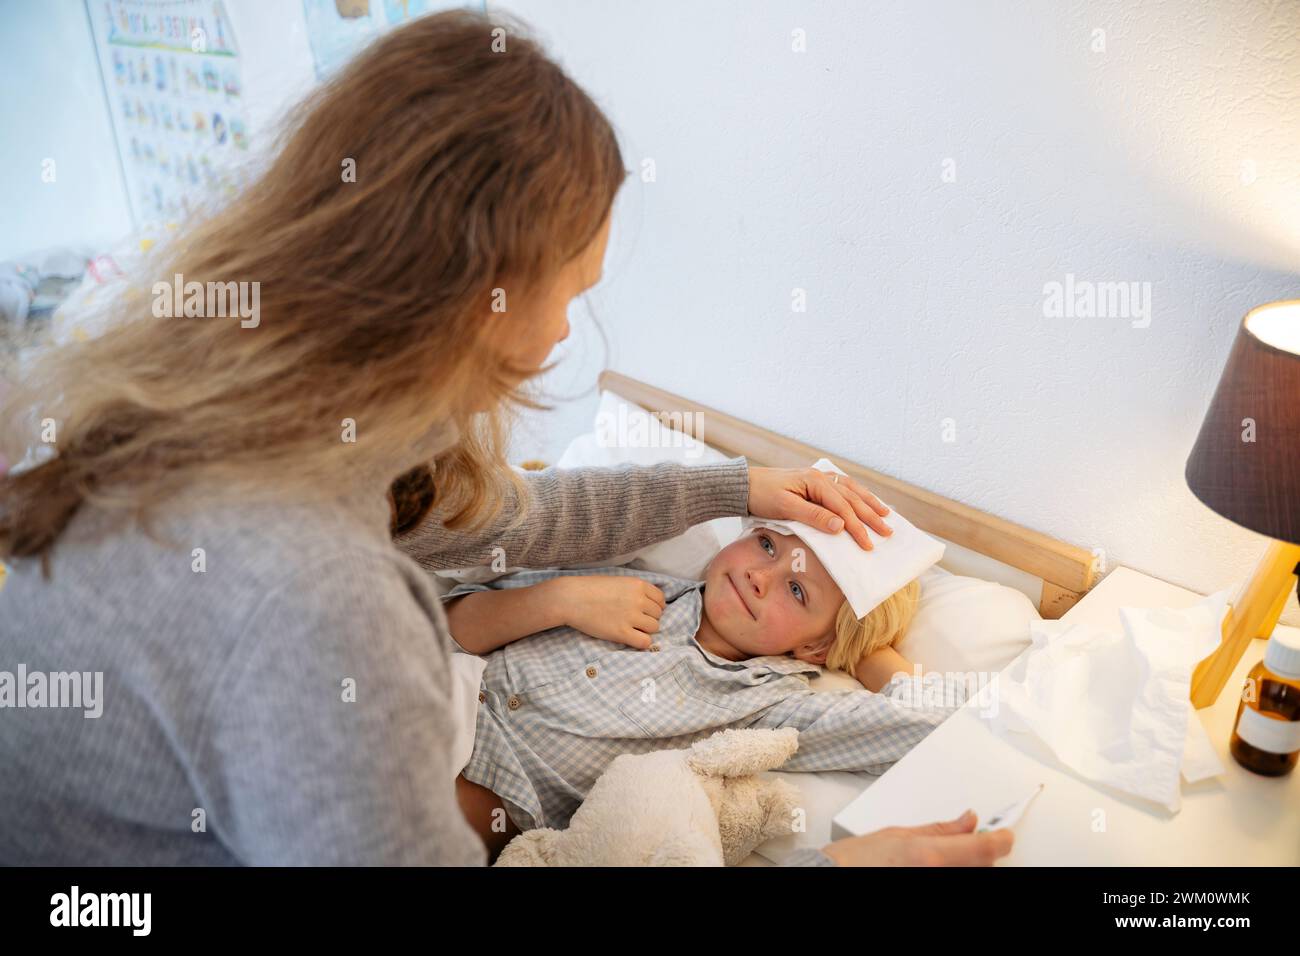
[686, 727, 799, 778]
[492, 828, 561, 867]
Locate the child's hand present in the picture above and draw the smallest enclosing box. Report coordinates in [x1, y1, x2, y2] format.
[853, 645, 915, 693]
[552, 575, 666, 650]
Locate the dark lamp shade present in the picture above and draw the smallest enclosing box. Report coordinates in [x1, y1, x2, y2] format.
[1185, 300, 1300, 545]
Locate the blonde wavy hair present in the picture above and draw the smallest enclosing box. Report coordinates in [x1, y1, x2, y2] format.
[823, 579, 922, 674]
[0, 10, 626, 566]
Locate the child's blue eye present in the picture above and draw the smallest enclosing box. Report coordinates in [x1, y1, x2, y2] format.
[761, 535, 805, 605]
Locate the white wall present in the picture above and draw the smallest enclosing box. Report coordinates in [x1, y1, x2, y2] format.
[498, 0, 1300, 624]
[5, 1, 1297, 621]
[0, 1, 133, 260]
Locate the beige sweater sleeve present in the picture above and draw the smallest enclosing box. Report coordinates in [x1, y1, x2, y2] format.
[397, 458, 751, 571]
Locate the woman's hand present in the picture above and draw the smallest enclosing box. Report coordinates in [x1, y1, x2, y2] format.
[747, 466, 892, 550]
[820, 810, 1014, 866]
[553, 575, 666, 650]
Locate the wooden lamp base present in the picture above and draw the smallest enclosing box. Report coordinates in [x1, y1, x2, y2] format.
[1190, 540, 1300, 709]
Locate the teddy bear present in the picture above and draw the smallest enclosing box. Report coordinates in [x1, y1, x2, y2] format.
[493, 727, 803, 867]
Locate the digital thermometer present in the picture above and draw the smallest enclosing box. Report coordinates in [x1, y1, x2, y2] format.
[976, 783, 1044, 832]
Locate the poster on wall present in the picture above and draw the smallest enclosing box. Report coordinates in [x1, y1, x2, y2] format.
[302, 0, 472, 81]
[87, 0, 253, 227]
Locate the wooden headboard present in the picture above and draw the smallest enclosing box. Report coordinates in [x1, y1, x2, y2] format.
[598, 370, 1100, 619]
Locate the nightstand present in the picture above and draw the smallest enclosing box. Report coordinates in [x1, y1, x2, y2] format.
[831, 566, 1300, 864]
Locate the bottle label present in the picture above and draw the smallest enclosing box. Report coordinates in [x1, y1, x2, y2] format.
[1237, 706, 1300, 755]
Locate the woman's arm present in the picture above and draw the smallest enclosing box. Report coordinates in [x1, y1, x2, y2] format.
[397, 459, 750, 572]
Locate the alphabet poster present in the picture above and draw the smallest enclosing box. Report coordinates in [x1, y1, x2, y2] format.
[86, 0, 252, 226]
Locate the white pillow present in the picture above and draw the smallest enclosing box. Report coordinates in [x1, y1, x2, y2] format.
[896, 564, 1040, 675]
[804, 564, 1039, 692]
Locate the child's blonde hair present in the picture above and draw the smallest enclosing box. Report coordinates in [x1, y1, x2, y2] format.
[822, 579, 922, 674]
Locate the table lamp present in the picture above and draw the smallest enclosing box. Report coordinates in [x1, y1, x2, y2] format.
[1185, 299, 1300, 708]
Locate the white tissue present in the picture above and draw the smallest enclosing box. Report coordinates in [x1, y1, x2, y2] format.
[995, 588, 1233, 813]
[741, 458, 946, 619]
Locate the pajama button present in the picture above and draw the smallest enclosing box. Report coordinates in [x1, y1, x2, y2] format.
[477, 691, 486, 704]
[648, 644, 660, 652]
[585, 666, 597, 678]
[507, 695, 521, 710]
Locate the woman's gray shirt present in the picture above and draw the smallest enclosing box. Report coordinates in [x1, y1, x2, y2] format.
[0, 459, 751, 865]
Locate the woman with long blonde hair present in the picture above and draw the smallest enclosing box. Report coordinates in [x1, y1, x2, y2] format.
[0, 11, 1007, 868]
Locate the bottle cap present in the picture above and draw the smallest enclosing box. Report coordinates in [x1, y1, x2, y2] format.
[1263, 627, 1300, 680]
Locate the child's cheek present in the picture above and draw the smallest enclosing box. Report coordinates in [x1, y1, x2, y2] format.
[754, 609, 796, 655]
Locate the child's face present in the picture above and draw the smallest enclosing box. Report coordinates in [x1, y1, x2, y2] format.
[700, 528, 843, 662]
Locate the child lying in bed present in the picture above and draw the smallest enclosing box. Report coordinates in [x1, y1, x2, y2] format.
[446, 526, 971, 856]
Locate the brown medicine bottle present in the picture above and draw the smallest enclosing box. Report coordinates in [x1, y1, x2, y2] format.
[1230, 628, 1300, 776]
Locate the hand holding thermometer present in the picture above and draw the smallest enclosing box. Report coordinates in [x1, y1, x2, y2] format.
[976, 783, 1044, 832]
